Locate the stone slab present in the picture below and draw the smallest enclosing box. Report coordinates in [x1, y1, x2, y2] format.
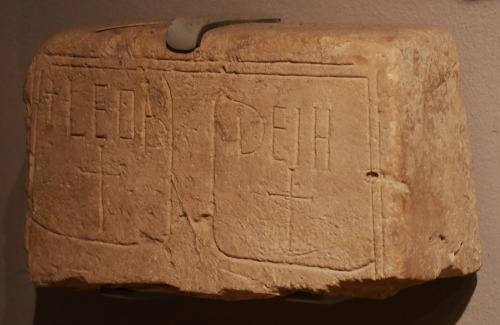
[24, 22, 481, 299]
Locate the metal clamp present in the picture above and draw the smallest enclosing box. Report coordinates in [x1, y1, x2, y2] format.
[166, 15, 281, 52]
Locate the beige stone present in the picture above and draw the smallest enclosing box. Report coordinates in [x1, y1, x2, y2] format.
[24, 22, 481, 299]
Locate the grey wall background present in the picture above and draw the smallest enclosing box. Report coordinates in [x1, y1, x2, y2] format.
[1, 0, 498, 324]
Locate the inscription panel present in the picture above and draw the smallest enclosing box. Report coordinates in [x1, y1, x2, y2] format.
[32, 66, 172, 244]
[213, 75, 373, 270]
[32, 57, 376, 270]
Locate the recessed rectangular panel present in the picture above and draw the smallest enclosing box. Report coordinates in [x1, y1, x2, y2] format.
[31, 66, 172, 245]
[213, 75, 373, 270]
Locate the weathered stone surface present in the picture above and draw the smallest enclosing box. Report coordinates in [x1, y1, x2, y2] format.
[24, 22, 481, 299]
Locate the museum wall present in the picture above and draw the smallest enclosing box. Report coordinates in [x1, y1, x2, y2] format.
[1, 0, 498, 324]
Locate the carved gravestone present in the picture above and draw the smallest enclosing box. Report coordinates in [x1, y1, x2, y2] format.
[25, 23, 481, 299]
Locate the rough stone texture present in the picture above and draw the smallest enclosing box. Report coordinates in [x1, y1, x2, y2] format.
[24, 22, 481, 300]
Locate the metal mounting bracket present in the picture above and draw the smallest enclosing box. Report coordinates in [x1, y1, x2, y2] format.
[166, 15, 281, 52]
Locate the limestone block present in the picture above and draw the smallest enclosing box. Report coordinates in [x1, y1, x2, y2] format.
[24, 22, 481, 299]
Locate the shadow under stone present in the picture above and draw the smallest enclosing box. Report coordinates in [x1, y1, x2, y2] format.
[34, 273, 477, 325]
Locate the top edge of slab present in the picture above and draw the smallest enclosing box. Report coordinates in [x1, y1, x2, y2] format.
[32, 22, 455, 62]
